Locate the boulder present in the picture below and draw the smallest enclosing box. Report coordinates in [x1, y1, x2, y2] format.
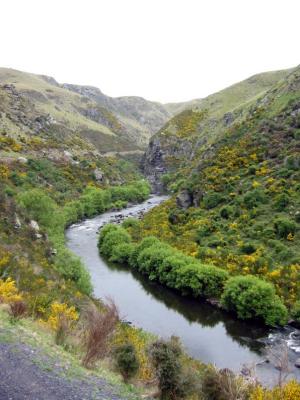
[295, 358, 300, 368]
[94, 168, 104, 182]
[176, 190, 193, 209]
[29, 220, 40, 231]
[14, 214, 21, 229]
[17, 156, 28, 164]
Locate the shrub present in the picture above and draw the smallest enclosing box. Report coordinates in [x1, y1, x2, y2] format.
[55, 248, 92, 295]
[99, 227, 131, 258]
[17, 189, 58, 228]
[291, 301, 300, 323]
[274, 217, 296, 238]
[158, 254, 192, 286]
[203, 191, 223, 209]
[0, 278, 22, 303]
[109, 243, 135, 264]
[82, 301, 119, 368]
[221, 275, 288, 326]
[113, 343, 139, 382]
[137, 244, 173, 280]
[249, 380, 300, 400]
[243, 189, 267, 209]
[201, 366, 249, 400]
[274, 193, 290, 211]
[240, 242, 256, 255]
[128, 236, 161, 268]
[122, 218, 140, 229]
[149, 337, 195, 400]
[9, 300, 27, 320]
[174, 264, 229, 299]
[219, 206, 233, 219]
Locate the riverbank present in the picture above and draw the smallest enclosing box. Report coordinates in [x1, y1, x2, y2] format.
[66, 196, 300, 386]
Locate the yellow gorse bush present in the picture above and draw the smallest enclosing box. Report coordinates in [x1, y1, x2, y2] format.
[0, 277, 22, 303]
[250, 380, 300, 400]
[47, 302, 79, 331]
[113, 324, 153, 381]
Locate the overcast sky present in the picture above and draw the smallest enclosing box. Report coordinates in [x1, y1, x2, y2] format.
[1, 0, 299, 103]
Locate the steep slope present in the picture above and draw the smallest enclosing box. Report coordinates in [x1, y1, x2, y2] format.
[143, 68, 291, 190]
[139, 65, 300, 307]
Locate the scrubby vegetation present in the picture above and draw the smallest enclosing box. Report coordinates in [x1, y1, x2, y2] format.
[140, 66, 300, 318]
[98, 224, 288, 326]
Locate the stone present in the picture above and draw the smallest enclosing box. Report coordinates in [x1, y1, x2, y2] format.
[94, 168, 104, 182]
[176, 189, 193, 209]
[29, 220, 40, 231]
[295, 358, 300, 368]
[17, 156, 28, 164]
[14, 214, 21, 229]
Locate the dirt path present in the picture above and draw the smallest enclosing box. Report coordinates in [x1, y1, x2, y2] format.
[0, 341, 138, 400]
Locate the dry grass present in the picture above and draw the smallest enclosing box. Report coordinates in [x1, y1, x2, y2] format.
[82, 299, 119, 368]
[9, 300, 27, 320]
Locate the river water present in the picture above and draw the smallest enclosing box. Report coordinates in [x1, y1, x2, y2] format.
[66, 195, 300, 386]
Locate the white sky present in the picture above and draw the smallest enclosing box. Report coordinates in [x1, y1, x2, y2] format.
[1, 0, 299, 103]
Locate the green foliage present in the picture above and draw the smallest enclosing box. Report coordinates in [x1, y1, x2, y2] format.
[274, 217, 297, 238]
[291, 301, 300, 323]
[122, 218, 140, 229]
[221, 275, 288, 326]
[174, 264, 229, 299]
[109, 243, 135, 264]
[149, 337, 195, 400]
[203, 191, 223, 209]
[17, 189, 58, 228]
[137, 244, 173, 280]
[113, 343, 139, 382]
[243, 189, 267, 209]
[54, 248, 92, 295]
[98, 227, 131, 258]
[274, 193, 290, 211]
[128, 236, 161, 268]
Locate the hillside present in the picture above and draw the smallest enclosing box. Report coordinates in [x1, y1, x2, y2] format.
[140, 65, 300, 308]
[0, 68, 171, 153]
[143, 68, 291, 190]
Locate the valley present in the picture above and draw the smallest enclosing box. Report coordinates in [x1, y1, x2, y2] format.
[0, 64, 300, 400]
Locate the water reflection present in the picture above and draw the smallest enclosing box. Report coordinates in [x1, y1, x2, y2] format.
[106, 260, 269, 354]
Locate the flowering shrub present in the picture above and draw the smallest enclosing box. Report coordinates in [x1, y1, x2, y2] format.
[250, 380, 300, 400]
[46, 302, 79, 331]
[0, 278, 22, 303]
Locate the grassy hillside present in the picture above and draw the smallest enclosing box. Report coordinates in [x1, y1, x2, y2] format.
[140, 65, 300, 310]
[165, 69, 291, 115]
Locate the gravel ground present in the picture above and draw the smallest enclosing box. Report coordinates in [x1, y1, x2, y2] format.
[0, 342, 136, 400]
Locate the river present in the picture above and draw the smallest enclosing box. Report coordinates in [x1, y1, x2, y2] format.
[66, 195, 300, 386]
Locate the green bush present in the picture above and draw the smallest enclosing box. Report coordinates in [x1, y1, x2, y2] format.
[158, 254, 192, 286]
[109, 243, 135, 264]
[17, 189, 58, 228]
[122, 218, 140, 229]
[219, 206, 233, 219]
[113, 343, 139, 382]
[203, 191, 223, 209]
[149, 337, 195, 400]
[55, 248, 92, 295]
[137, 244, 173, 280]
[99, 227, 131, 258]
[174, 264, 229, 299]
[274, 217, 297, 238]
[128, 236, 161, 268]
[221, 275, 288, 326]
[243, 189, 267, 209]
[291, 301, 300, 323]
[274, 193, 290, 211]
